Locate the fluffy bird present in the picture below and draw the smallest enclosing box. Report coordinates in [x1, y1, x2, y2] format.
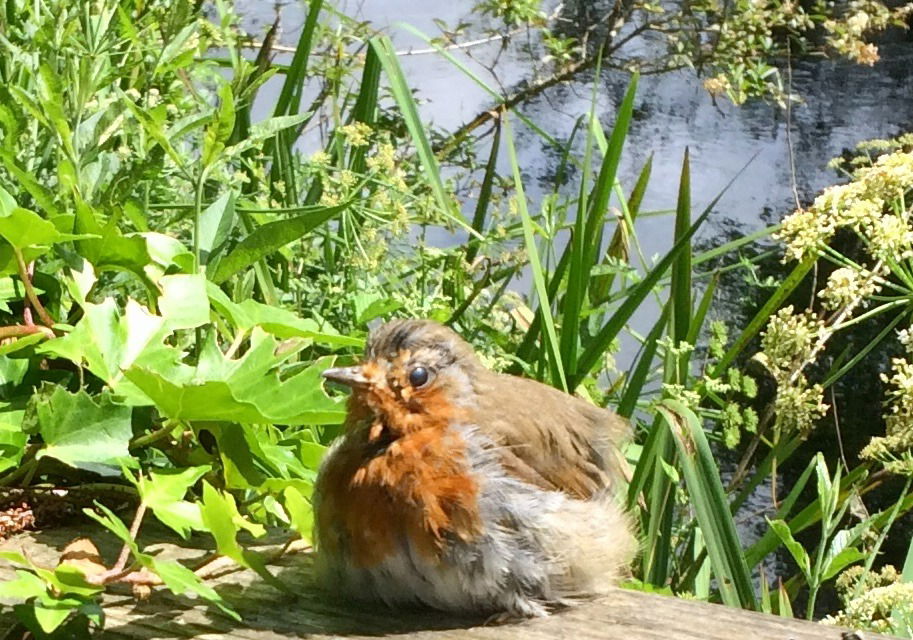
[314, 319, 635, 617]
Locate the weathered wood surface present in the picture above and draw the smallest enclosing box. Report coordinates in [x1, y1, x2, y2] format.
[0, 524, 891, 639]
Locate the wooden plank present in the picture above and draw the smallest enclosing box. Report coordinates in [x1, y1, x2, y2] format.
[0, 524, 889, 639]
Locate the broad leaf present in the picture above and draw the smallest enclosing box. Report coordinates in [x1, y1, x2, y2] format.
[34, 387, 133, 476]
[207, 282, 361, 346]
[133, 466, 211, 538]
[0, 407, 26, 474]
[767, 519, 811, 576]
[124, 331, 345, 424]
[151, 559, 239, 621]
[39, 298, 171, 405]
[159, 274, 210, 330]
[209, 203, 349, 284]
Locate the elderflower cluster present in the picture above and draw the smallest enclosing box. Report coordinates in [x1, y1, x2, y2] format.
[825, 565, 913, 634]
[757, 306, 829, 437]
[860, 354, 913, 475]
[776, 150, 913, 262]
[818, 267, 881, 310]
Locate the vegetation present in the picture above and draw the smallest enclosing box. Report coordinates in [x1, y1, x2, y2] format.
[0, 0, 911, 637]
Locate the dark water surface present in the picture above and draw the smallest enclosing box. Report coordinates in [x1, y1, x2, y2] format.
[238, 1, 913, 251]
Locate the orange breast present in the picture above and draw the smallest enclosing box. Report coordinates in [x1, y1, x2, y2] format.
[317, 392, 481, 568]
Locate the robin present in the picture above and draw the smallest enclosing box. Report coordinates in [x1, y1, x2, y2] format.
[314, 319, 636, 618]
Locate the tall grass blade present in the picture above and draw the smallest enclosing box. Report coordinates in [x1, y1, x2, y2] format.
[617, 303, 669, 418]
[371, 36, 466, 229]
[670, 149, 692, 352]
[659, 399, 757, 609]
[466, 119, 501, 264]
[572, 193, 712, 389]
[347, 45, 382, 176]
[504, 114, 567, 391]
[561, 74, 638, 377]
[592, 155, 652, 303]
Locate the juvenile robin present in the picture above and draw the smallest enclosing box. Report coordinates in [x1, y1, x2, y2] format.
[314, 319, 636, 618]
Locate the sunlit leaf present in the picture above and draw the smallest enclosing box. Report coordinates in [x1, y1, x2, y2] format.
[34, 387, 134, 476]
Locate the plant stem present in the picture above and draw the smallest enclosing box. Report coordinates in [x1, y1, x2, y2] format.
[0, 449, 39, 487]
[806, 584, 819, 620]
[130, 424, 174, 449]
[13, 248, 55, 328]
[110, 502, 147, 576]
[0, 324, 55, 340]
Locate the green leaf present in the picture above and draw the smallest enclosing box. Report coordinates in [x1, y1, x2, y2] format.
[198, 191, 237, 266]
[39, 298, 171, 405]
[123, 331, 345, 424]
[203, 83, 235, 167]
[282, 486, 314, 544]
[34, 387, 133, 475]
[822, 547, 865, 581]
[35, 63, 75, 161]
[371, 36, 461, 226]
[225, 114, 311, 156]
[209, 203, 349, 284]
[200, 482, 285, 593]
[503, 114, 566, 391]
[0, 569, 47, 599]
[32, 601, 74, 633]
[0, 407, 27, 474]
[83, 503, 140, 556]
[660, 399, 757, 609]
[155, 22, 198, 75]
[158, 274, 210, 330]
[0, 187, 62, 250]
[0, 149, 62, 217]
[151, 559, 239, 621]
[207, 282, 361, 347]
[767, 519, 811, 576]
[133, 466, 210, 538]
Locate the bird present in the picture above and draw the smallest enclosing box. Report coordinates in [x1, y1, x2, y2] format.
[313, 318, 636, 618]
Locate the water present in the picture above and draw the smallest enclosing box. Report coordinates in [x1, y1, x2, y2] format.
[239, 1, 913, 246]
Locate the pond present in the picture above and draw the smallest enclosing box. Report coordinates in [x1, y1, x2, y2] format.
[238, 0, 913, 251]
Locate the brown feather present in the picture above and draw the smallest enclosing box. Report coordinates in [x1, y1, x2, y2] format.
[469, 370, 629, 499]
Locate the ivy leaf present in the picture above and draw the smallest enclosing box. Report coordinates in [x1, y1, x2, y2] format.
[34, 387, 134, 476]
[132, 466, 210, 538]
[39, 298, 172, 405]
[159, 274, 210, 330]
[282, 486, 314, 545]
[0, 407, 27, 474]
[0, 569, 47, 599]
[124, 331, 345, 424]
[151, 559, 239, 621]
[200, 482, 286, 593]
[83, 502, 240, 621]
[207, 282, 361, 347]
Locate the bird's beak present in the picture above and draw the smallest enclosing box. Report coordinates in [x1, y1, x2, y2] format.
[321, 365, 369, 388]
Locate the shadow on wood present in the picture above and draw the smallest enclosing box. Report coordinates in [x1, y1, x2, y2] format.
[0, 523, 892, 639]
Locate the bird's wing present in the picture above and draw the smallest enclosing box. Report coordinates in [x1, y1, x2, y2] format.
[471, 373, 630, 499]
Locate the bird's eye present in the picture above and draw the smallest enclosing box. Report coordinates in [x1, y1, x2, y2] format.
[408, 366, 430, 388]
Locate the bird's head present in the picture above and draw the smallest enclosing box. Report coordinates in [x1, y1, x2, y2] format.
[322, 319, 483, 437]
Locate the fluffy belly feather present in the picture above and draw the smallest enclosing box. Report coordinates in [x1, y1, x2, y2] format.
[314, 425, 636, 617]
